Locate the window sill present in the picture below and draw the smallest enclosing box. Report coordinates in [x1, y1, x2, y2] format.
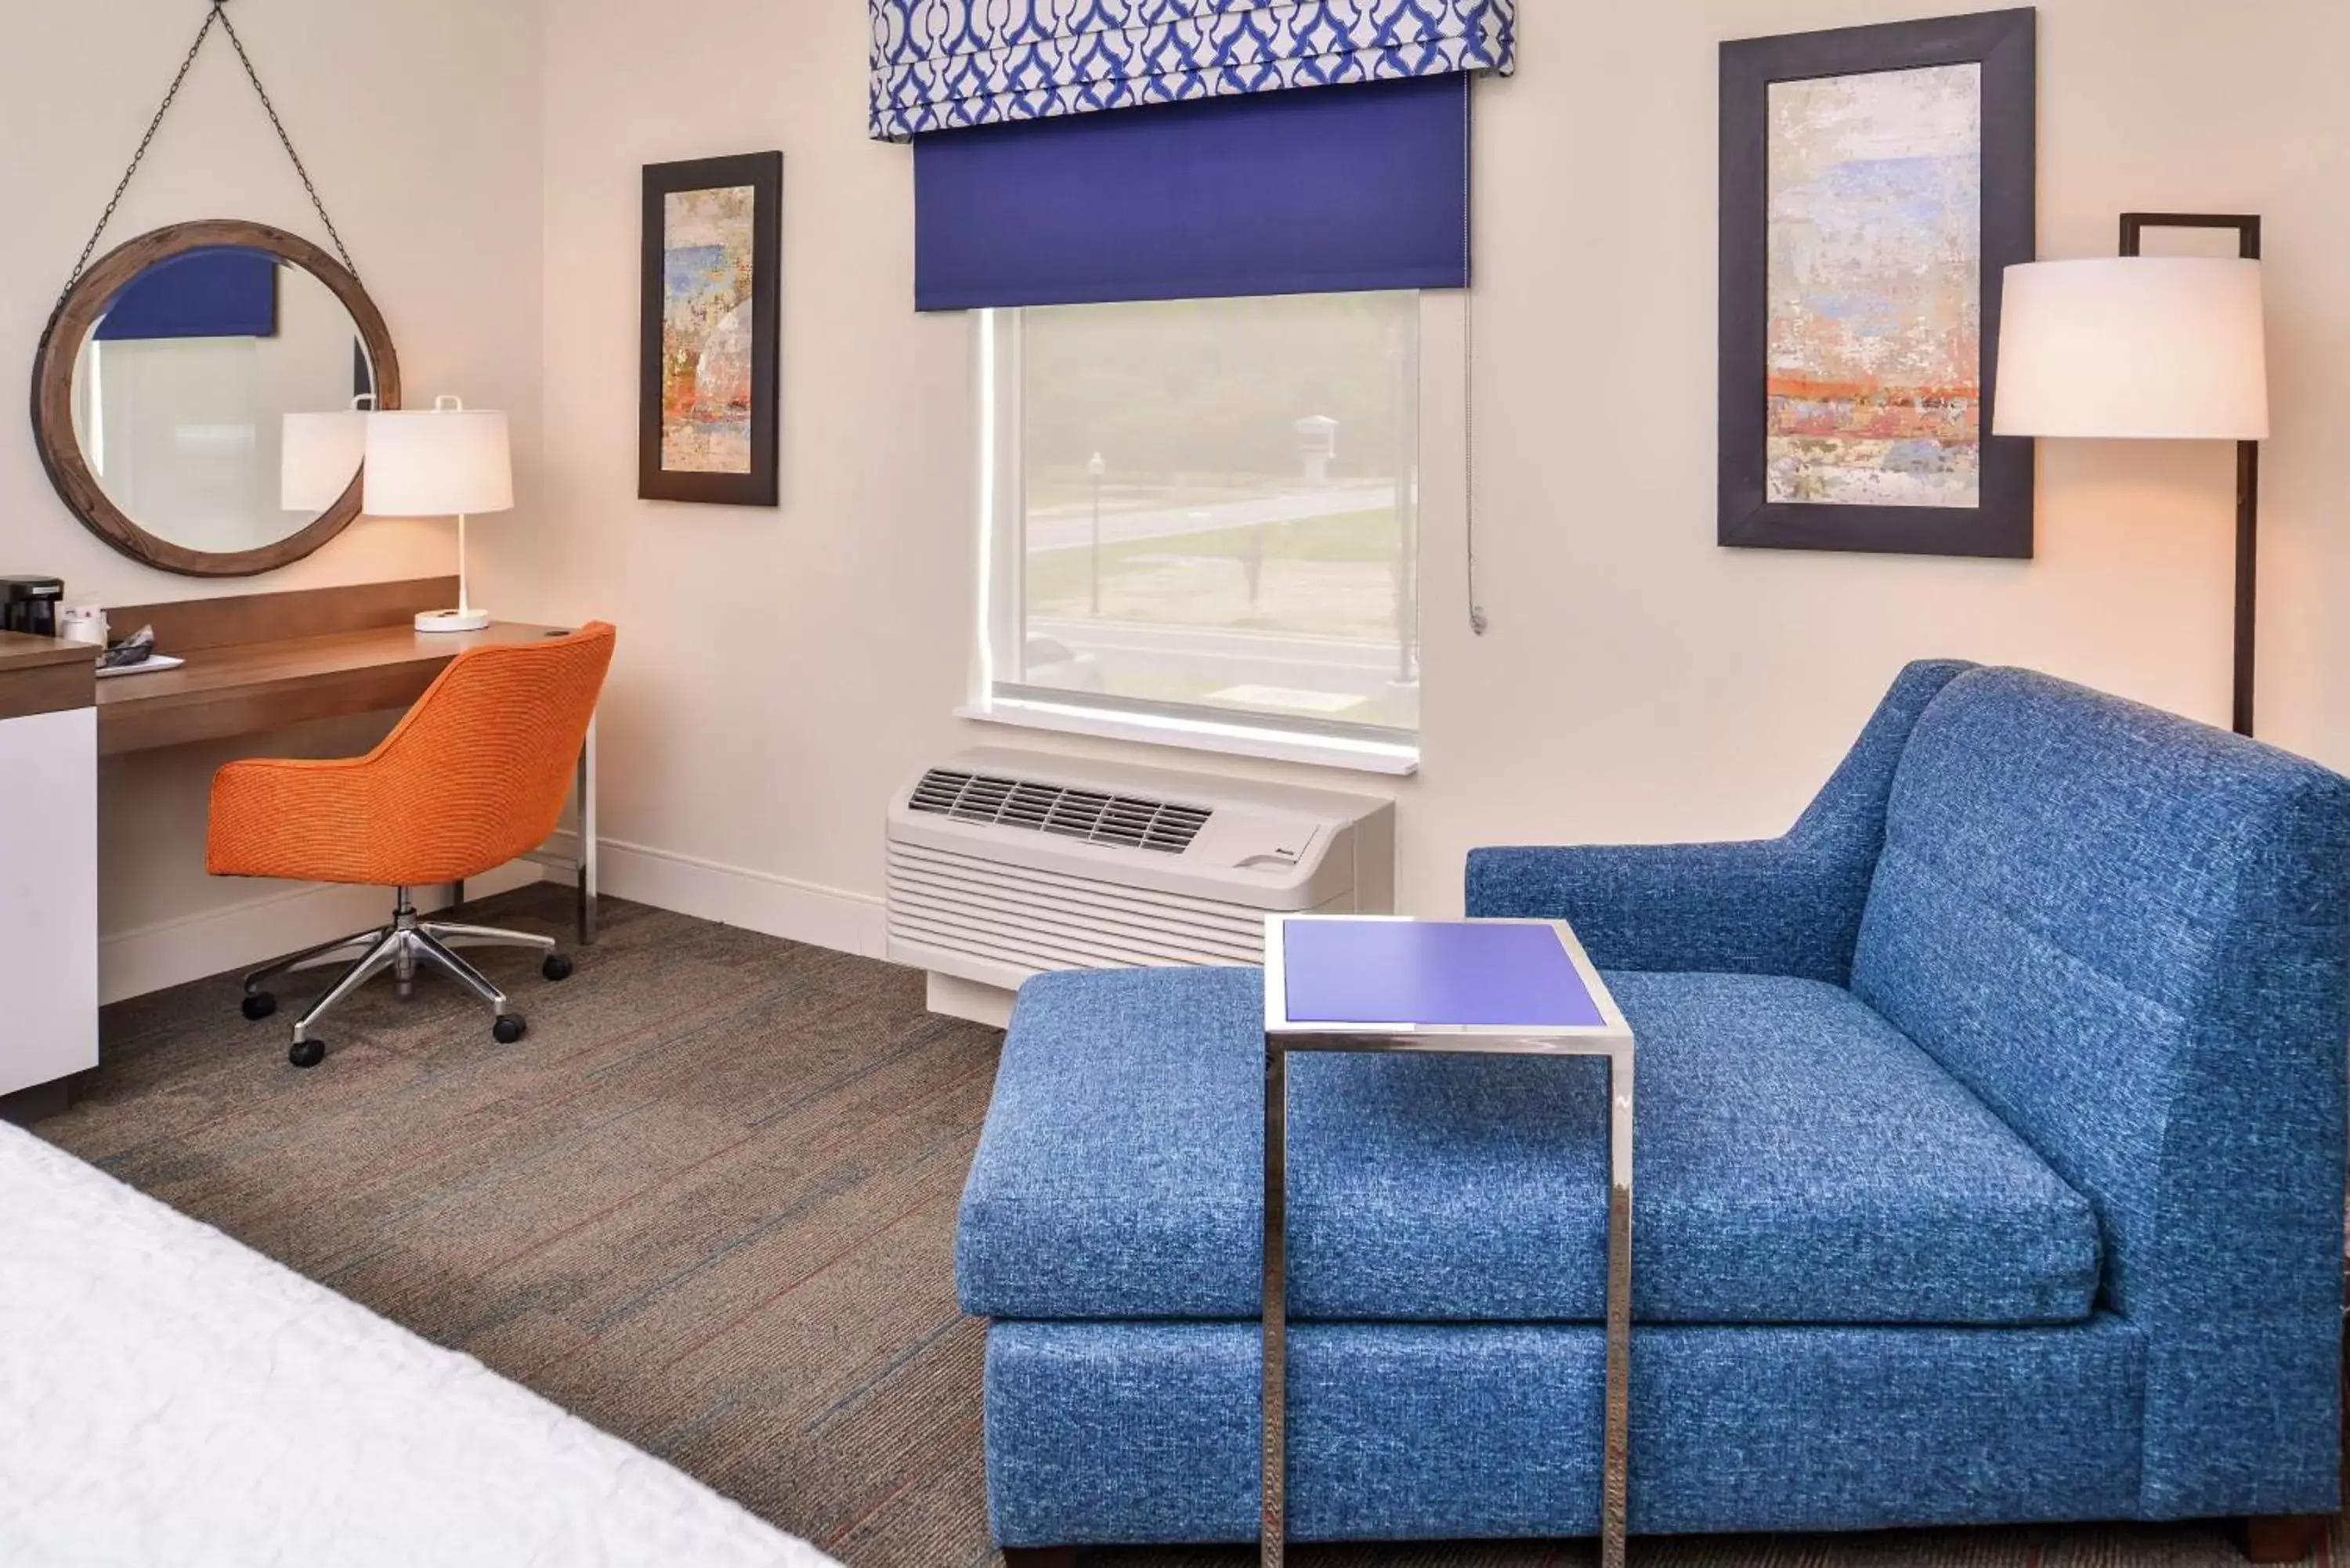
[956, 697, 1419, 777]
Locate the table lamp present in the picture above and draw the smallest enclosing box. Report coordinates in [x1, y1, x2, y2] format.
[1993, 215, 2270, 734]
[363, 395, 513, 634]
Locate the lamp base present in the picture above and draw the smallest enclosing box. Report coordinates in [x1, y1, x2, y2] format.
[415, 609, 491, 634]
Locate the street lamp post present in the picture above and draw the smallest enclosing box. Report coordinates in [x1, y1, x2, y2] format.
[1086, 451, 1107, 617]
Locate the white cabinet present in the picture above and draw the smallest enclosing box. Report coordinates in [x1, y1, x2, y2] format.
[0, 703, 98, 1096]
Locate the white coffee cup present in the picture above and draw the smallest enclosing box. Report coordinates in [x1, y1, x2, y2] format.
[59, 605, 107, 647]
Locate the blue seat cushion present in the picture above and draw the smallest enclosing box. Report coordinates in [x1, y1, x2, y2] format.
[959, 965, 2100, 1325]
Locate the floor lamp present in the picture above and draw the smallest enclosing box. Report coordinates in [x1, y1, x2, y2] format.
[1993, 215, 2270, 735]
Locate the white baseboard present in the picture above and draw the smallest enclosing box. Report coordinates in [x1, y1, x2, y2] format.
[100, 830, 884, 1006]
[537, 829, 885, 958]
[99, 861, 544, 1006]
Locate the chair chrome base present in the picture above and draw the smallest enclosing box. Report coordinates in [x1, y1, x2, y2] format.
[241, 886, 566, 1066]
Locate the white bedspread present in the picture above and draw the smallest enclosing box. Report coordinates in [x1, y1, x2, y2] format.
[0, 1125, 839, 1568]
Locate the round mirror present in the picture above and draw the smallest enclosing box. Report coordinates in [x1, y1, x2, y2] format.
[32, 220, 400, 577]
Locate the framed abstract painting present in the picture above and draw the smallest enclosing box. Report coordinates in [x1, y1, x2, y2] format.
[640, 152, 781, 505]
[1719, 10, 2035, 558]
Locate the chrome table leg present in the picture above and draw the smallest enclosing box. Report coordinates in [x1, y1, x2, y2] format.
[1601, 1045, 1636, 1568]
[1261, 1040, 1287, 1568]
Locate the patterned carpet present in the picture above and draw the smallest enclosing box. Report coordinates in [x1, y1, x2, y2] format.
[32, 885, 2341, 1568]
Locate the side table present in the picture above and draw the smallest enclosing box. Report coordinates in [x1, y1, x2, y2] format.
[1260, 915, 1636, 1568]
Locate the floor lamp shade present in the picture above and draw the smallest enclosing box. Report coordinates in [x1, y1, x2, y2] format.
[280, 409, 368, 511]
[362, 405, 513, 517]
[1993, 258, 2269, 441]
[1995, 243, 2271, 739]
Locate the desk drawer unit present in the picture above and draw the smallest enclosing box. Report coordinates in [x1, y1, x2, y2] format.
[0, 653, 97, 1097]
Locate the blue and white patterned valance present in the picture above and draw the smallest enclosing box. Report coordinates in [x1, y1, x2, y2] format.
[868, 1, 1517, 141]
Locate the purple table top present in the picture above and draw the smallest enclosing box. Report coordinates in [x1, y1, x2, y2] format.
[1279, 920, 1604, 1028]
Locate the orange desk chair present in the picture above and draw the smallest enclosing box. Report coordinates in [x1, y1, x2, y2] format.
[208, 622, 616, 1068]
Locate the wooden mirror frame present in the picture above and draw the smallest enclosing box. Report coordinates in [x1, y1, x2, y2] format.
[31, 219, 402, 578]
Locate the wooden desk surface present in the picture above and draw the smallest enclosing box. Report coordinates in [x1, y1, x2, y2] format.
[0, 630, 96, 722]
[98, 621, 567, 756]
[0, 630, 95, 675]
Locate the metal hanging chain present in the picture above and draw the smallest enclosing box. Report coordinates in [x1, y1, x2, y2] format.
[214, 1, 360, 280]
[56, 5, 219, 305]
[56, 0, 360, 313]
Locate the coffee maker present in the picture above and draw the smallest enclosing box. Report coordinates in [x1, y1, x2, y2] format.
[0, 576, 64, 638]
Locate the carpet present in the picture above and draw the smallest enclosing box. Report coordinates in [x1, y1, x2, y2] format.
[34, 884, 2340, 1568]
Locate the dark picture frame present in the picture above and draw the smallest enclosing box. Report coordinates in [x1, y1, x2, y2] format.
[1719, 10, 2036, 558]
[639, 152, 781, 506]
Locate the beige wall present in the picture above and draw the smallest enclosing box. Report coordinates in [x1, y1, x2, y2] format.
[20, 2, 2348, 994]
[522, 0, 2350, 950]
[0, 0, 543, 994]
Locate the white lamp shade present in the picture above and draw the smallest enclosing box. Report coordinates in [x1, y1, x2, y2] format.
[363, 406, 514, 517]
[1993, 258, 2269, 441]
[280, 410, 367, 511]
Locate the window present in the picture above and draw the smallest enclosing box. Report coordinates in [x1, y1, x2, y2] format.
[978, 293, 1421, 767]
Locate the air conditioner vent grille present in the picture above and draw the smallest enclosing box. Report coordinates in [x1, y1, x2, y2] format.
[907, 768, 1211, 854]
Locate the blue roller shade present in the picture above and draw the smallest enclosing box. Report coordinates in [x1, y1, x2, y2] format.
[913, 74, 1469, 311]
[95, 247, 278, 341]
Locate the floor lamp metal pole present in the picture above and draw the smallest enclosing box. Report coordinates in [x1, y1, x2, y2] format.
[2120, 211, 2263, 737]
[2232, 438, 2258, 737]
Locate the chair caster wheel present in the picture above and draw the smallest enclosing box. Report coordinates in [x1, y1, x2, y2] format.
[243, 992, 278, 1021]
[493, 1014, 526, 1044]
[288, 1039, 325, 1068]
[541, 953, 573, 982]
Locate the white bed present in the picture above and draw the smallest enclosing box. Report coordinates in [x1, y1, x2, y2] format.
[0, 1124, 840, 1568]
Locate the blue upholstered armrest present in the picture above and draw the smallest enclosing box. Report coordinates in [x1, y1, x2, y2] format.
[1463, 659, 1976, 985]
[1465, 840, 1869, 984]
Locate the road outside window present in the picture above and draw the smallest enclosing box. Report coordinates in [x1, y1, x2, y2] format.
[985, 293, 1421, 742]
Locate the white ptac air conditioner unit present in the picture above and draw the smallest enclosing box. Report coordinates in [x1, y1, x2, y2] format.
[887, 746, 1394, 1025]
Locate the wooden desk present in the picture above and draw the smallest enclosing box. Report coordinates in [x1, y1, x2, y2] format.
[0, 629, 96, 721]
[97, 621, 567, 755]
[97, 579, 598, 944]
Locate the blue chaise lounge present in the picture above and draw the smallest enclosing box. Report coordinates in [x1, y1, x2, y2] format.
[958, 663, 2350, 1559]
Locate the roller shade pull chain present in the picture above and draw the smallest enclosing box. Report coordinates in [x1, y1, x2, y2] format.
[1462, 81, 1487, 638]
